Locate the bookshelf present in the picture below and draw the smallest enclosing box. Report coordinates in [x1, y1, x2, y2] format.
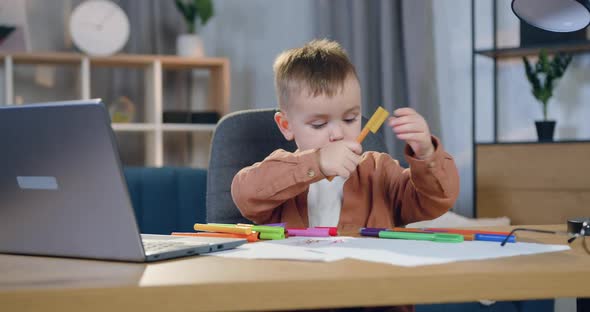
[470, 1, 590, 223]
[0, 52, 230, 167]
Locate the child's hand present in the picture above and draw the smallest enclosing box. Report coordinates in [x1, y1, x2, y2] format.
[388, 108, 434, 160]
[318, 141, 363, 178]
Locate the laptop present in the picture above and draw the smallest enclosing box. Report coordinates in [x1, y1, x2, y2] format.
[0, 99, 245, 262]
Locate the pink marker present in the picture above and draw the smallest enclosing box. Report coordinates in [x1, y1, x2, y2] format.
[287, 228, 331, 237]
[314, 227, 338, 236]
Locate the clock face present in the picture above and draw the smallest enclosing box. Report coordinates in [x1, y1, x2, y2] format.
[69, 0, 130, 56]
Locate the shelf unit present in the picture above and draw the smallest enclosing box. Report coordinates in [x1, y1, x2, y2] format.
[474, 41, 590, 59]
[0, 52, 230, 167]
[473, 41, 590, 139]
[470, 1, 590, 222]
[471, 4, 590, 143]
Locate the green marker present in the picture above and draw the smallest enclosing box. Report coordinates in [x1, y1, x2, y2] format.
[259, 232, 285, 240]
[378, 231, 463, 243]
[251, 225, 285, 234]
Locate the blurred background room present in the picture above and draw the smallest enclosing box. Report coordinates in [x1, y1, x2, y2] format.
[2, 0, 590, 311]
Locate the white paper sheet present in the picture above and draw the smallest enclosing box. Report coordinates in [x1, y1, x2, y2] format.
[211, 236, 570, 267]
[210, 238, 346, 262]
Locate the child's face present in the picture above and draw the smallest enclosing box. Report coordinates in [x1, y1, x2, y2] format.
[276, 76, 362, 151]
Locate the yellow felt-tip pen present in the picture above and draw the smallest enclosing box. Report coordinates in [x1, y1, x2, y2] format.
[193, 223, 253, 235]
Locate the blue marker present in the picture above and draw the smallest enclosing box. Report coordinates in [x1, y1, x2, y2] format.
[474, 233, 516, 243]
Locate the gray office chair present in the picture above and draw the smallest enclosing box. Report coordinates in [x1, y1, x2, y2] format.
[206, 108, 387, 225]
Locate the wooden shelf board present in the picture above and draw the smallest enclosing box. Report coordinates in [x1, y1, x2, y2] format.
[0, 52, 227, 69]
[474, 41, 590, 59]
[476, 139, 590, 145]
[0, 52, 82, 65]
[161, 123, 216, 132]
[111, 123, 156, 132]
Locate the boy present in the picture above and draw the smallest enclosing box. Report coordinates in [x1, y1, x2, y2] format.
[231, 39, 459, 235]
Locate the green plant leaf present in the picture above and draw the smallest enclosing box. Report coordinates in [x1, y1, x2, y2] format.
[175, 0, 197, 32]
[539, 49, 551, 73]
[175, 0, 187, 14]
[194, 0, 214, 26]
[552, 53, 573, 78]
[522, 49, 573, 120]
[523, 56, 540, 91]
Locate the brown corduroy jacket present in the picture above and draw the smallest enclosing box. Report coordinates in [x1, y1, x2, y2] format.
[231, 137, 459, 231]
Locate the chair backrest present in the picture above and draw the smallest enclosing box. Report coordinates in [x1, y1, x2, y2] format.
[206, 108, 387, 224]
[124, 167, 207, 234]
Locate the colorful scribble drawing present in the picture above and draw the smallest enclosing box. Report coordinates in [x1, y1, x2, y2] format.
[330, 239, 346, 244]
[290, 238, 349, 248]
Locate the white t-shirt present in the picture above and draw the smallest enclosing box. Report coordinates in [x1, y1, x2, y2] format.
[307, 176, 346, 227]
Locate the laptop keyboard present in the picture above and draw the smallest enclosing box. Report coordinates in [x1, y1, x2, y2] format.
[143, 240, 188, 253]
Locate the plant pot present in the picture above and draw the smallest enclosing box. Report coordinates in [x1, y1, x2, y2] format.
[176, 34, 204, 57]
[535, 120, 556, 142]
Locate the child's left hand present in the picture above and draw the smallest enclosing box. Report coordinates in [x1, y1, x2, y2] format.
[387, 107, 434, 160]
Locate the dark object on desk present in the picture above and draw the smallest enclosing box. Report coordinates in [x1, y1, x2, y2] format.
[500, 218, 589, 246]
[520, 21, 587, 46]
[163, 111, 220, 124]
[568, 217, 590, 236]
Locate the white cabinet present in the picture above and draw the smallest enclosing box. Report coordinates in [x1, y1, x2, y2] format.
[0, 52, 230, 167]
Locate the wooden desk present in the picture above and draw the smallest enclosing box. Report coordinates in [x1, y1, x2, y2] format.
[1, 225, 589, 311]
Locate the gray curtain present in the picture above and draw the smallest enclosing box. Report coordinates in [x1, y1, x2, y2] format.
[401, 1, 442, 142]
[314, 0, 441, 165]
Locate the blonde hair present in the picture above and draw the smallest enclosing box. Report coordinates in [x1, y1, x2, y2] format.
[273, 39, 358, 109]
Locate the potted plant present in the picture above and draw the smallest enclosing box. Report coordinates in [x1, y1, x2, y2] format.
[175, 0, 214, 57]
[523, 49, 572, 142]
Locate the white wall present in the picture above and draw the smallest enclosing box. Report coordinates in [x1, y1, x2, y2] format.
[200, 0, 317, 111]
[432, 0, 474, 217]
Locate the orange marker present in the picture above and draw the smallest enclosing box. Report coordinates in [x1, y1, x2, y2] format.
[193, 223, 252, 235]
[172, 232, 259, 243]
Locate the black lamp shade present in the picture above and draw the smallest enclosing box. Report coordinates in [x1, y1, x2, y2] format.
[512, 0, 590, 32]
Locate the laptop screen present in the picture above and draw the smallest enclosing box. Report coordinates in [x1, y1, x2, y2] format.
[0, 100, 146, 261]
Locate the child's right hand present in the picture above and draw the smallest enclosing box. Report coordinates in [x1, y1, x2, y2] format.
[318, 141, 363, 178]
